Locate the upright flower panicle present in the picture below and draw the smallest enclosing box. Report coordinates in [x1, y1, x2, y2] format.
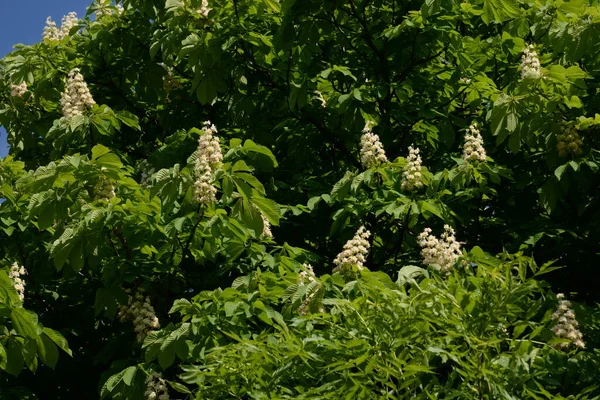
[42, 12, 79, 41]
[9, 263, 27, 302]
[261, 213, 273, 239]
[193, 121, 222, 205]
[10, 82, 28, 97]
[333, 226, 371, 273]
[521, 44, 541, 80]
[401, 146, 424, 192]
[60, 68, 96, 118]
[60, 12, 79, 37]
[418, 225, 462, 273]
[360, 122, 387, 169]
[462, 123, 486, 162]
[145, 372, 170, 400]
[42, 17, 61, 41]
[552, 293, 585, 350]
[118, 290, 160, 343]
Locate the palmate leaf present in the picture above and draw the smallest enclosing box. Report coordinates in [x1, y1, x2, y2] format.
[11, 308, 39, 339]
[1, 0, 600, 396]
[100, 366, 137, 398]
[481, 0, 521, 24]
[252, 196, 280, 225]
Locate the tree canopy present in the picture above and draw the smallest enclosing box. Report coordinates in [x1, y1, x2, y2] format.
[0, 0, 599, 398]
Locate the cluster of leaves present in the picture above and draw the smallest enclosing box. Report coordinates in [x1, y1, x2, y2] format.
[104, 251, 600, 399]
[0, 269, 71, 380]
[0, 0, 598, 397]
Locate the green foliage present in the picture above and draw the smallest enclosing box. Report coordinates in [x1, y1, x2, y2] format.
[0, 268, 71, 380]
[0, 0, 599, 397]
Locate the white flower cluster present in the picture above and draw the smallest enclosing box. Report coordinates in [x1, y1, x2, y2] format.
[196, 0, 211, 17]
[42, 12, 79, 41]
[60, 68, 96, 118]
[145, 372, 169, 400]
[521, 44, 541, 80]
[118, 290, 160, 343]
[401, 146, 424, 192]
[333, 226, 371, 273]
[360, 123, 387, 169]
[298, 263, 316, 284]
[94, 174, 116, 201]
[261, 213, 273, 239]
[96, 1, 125, 18]
[193, 121, 222, 205]
[314, 90, 326, 107]
[61, 12, 80, 35]
[462, 123, 486, 163]
[9, 263, 27, 302]
[11, 82, 28, 97]
[42, 18, 60, 41]
[418, 225, 462, 273]
[459, 77, 472, 84]
[552, 293, 585, 350]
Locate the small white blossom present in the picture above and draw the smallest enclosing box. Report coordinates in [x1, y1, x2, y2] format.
[298, 263, 316, 284]
[521, 44, 541, 80]
[145, 372, 169, 400]
[61, 68, 96, 118]
[418, 225, 462, 273]
[551, 293, 585, 350]
[95, 1, 125, 17]
[193, 121, 222, 205]
[314, 90, 326, 107]
[462, 123, 486, 163]
[401, 146, 424, 192]
[118, 290, 160, 343]
[196, 0, 211, 17]
[9, 263, 27, 302]
[459, 77, 471, 84]
[10, 82, 28, 97]
[360, 122, 387, 169]
[333, 226, 371, 273]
